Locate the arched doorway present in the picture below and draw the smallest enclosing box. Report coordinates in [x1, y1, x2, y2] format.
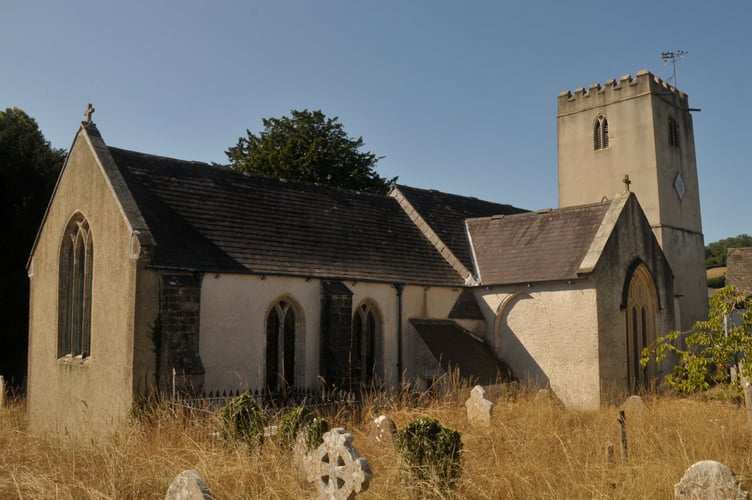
[625, 264, 658, 391]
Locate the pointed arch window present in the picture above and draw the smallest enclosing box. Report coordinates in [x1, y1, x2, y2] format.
[668, 116, 680, 147]
[351, 302, 382, 386]
[265, 300, 298, 391]
[594, 114, 609, 150]
[58, 214, 93, 358]
[625, 264, 658, 391]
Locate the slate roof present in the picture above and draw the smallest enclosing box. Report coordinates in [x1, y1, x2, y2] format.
[466, 200, 613, 284]
[394, 185, 527, 272]
[726, 248, 752, 296]
[410, 319, 514, 384]
[105, 146, 465, 286]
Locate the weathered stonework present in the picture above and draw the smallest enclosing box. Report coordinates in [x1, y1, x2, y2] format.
[369, 415, 397, 446]
[164, 469, 212, 500]
[320, 281, 353, 387]
[675, 460, 748, 499]
[465, 385, 493, 427]
[159, 274, 205, 396]
[304, 428, 372, 499]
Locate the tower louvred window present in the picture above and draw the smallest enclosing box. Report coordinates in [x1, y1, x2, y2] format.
[594, 115, 608, 150]
[669, 117, 680, 147]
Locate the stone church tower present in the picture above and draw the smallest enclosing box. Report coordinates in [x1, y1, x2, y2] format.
[557, 69, 707, 331]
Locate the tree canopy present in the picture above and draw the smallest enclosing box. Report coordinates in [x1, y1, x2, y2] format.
[225, 109, 395, 194]
[706, 234, 752, 268]
[1, 108, 65, 387]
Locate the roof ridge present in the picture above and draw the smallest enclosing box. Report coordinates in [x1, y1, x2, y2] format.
[468, 197, 615, 223]
[395, 183, 525, 211]
[108, 145, 396, 200]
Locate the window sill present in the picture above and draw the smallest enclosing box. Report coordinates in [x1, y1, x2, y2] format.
[57, 354, 91, 366]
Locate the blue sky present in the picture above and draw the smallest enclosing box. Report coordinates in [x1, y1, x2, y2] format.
[2, 1, 749, 244]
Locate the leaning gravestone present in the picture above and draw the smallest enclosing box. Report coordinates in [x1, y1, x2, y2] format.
[304, 427, 372, 499]
[164, 469, 212, 500]
[674, 460, 748, 499]
[369, 415, 397, 446]
[465, 385, 493, 427]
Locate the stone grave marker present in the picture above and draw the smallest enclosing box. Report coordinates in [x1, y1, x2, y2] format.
[0, 376, 5, 408]
[164, 469, 212, 500]
[674, 460, 748, 499]
[369, 415, 397, 446]
[465, 385, 493, 427]
[620, 395, 648, 415]
[304, 427, 372, 499]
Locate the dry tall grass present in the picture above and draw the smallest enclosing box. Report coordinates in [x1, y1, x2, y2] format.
[2, 383, 752, 499]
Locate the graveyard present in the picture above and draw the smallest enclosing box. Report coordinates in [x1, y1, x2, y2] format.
[1, 377, 750, 498]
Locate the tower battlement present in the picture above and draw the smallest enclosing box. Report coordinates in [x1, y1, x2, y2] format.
[557, 69, 688, 115]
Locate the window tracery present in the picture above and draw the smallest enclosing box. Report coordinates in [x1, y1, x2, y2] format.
[58, 214, 93, 359]
[594, 114, 609, 150]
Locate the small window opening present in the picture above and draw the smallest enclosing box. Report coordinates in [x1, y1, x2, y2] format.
[594, 115, 609, 150]
[668, 117, 680, 147]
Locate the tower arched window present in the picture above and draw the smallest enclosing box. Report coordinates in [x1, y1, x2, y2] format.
[594, 114, 609, 150]
[58, 213, 93, 358]
[265, 299, 300, 391]
[668, 117, 680, 147]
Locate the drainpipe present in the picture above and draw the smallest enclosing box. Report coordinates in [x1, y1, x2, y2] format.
[395, 283, 404, 384]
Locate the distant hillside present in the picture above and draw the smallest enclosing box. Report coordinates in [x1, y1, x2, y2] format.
[706, 234, 752, 268]
[706, 266, 726, 289]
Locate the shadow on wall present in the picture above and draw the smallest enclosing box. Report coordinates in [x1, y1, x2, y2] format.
[409, 318, 517, 386]
[495, 292, 551, 390]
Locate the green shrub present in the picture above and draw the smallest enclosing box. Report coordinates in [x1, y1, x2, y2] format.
[707, 273, 726, 289]
[220, 392, 265, 448]
[304, 416, 329, 451]
[278, 406, 316, 450]
[396, 417, 462, 486]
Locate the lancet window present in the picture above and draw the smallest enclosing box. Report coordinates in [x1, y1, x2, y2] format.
[265, 299, 298, 391]
[58, 214, 93, 358]
[668, 116, 680, 147]
[350, 302, 381, 386]
[594, 114, 609, 150]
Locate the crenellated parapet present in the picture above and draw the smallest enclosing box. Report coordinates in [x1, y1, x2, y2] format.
[557, 69, 688, 115]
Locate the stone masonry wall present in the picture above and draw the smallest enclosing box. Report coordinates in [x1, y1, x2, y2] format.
[320, 281, 353, 387]
[159, 274, 205, 396]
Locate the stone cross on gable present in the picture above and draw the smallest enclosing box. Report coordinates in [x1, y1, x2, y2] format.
[623, 174, 632, 192]
[84, 103, 95, 125]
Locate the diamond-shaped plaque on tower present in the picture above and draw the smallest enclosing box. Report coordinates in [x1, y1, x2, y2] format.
[674, 172, 686, 201]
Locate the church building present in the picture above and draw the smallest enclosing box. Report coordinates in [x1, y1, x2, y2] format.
[26, 70, 703, 434]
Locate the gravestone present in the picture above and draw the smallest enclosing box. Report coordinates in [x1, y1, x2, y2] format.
[369, 415, 397, 446]
[304, 427, 372, 499]
[0, 376, 5, 408]
[164, 469, 212, 500]
[674, 460, 748, 499]
[465, 385, 492, 427]
[620, 395, 648, 415]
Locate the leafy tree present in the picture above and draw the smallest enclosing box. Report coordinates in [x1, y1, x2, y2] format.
[641, 286, 752, 394]
[705, 234, 752, 268]
[0, 108, 65, 388]
[226, 109, 395, 194]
